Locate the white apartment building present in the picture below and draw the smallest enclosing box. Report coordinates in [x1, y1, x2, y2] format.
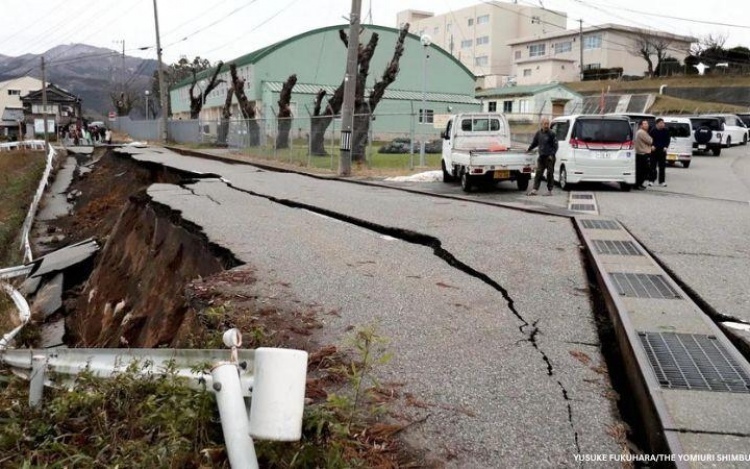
[397, 1, 566, 87]
[0, 76, 44, 138]
[508, 24, 695, 86]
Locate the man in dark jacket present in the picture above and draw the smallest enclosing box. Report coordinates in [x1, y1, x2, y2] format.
[649, 118, 671, 187]
[526, 117, 558, 196]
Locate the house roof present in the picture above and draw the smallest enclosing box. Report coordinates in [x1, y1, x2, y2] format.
[476, 83, 581, 99]
[174, 24, 475, 89]
[507, 23, 697, 46]
[263, 81, 480, 104]
[21, 84, 80, 103]
[1, 107, 24, 122]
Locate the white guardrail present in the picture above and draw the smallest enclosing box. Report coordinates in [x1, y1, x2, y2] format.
[0, 281, 31, 349]
[0, 140, 46, 152]
[18, 142, 57, 263]
[0, 329, 308, 469]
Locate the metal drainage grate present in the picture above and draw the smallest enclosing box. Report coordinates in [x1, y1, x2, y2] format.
[581, 219, 620, 230]
[610, 272, 681, 299]
[570, 204, 597, 211]
[593, 240, 643, 256]
[571, 194, 594, 200]
[639, 332, 750, 393]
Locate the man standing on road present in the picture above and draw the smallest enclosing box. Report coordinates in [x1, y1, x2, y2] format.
[649, 118, 671, 187]
[526, 117, 558, 196]
[634, 120, 654, 190]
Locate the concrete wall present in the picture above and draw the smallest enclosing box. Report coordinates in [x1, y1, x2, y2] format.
[664, 87, 750, 109]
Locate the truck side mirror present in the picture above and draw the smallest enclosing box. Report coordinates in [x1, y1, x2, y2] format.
[441, 131, 448, 140]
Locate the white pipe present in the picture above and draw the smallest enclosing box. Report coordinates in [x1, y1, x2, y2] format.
[211, 362, 258, 469]
[659, 84, 668, 95]
[0, 282, 31, 350]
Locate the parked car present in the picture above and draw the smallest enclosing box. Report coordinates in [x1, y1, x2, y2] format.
[737, 113, 750, 139]
[550, 114, 635, 191]
[699, 114, 748, 147]
[689, 117, 723, 156]
[658, 116, 693, 168]
[378, 138, 413, 154]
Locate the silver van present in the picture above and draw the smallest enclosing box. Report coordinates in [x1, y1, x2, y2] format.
[658, 116, 693, 168]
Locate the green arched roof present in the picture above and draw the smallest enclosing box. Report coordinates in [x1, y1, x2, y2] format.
[173, 24, 475, 89]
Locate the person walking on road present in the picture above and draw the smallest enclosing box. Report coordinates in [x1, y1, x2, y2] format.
[526, 117, 558, 196]
[634, 120, 654, 190]
[649, 118, 671, 187]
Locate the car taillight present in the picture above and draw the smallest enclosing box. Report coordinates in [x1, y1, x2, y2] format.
[623, 140, 633, 150]
[569, 138, 579, 149]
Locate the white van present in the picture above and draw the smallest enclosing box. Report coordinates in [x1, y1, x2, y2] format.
[550, 115, 635, 191]
[700, 114, 748, 147]
[658, 116, 693, 168]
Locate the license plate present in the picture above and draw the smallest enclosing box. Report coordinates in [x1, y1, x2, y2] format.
[493, 170, 510, 179]
[698, 145, 706, 150]
[667, 153, 677, 161]
[593, 151, 610, 159]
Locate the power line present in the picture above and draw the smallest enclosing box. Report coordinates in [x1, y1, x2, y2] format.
[164, 0, 260, 49]
[160, 0, 232, 39]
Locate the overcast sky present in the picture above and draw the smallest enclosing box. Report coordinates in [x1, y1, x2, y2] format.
[1, 0, 749, 65]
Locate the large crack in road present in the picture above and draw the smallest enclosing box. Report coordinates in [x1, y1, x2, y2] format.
[203, 177, 585, 459]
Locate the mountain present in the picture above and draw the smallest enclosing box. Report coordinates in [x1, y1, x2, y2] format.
[0, 44, 159, 118]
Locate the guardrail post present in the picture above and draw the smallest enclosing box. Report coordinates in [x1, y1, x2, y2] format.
[29, 354, 46, 408]
[211, 362, 259, 469]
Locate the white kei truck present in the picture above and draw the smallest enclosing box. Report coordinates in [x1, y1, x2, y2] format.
[440, 113, 534, 192]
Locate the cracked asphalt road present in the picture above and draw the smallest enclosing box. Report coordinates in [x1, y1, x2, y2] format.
[123, 147, 623, 467]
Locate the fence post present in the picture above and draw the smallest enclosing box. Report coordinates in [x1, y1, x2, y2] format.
[29, 354, 46, 408]
[330, 118, 336, 171]
[211, 362, 259, 469]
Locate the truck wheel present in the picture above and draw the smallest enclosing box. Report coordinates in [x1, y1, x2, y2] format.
[517, 175, 530, 191]
[725, 136, 732, 148]
[460, 170, 473, 192]
[682, 161, 691, 168]
[559, 166, 573, 191]
[743, 134, 748, 146]
[620, 182, 632, 192]
[442, 160, 455, 182]
[712, 147, 721, 156]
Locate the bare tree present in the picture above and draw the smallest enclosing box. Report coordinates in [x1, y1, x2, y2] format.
[691, 33, 727, 56]
[276, 74, 297, 149]
[110, 90, 137, 116]
[309, 23, 409, 158]
[229, 63, 260, 146]
[188, 61, 224, 119]
[218, 86, 234, 145]
[630, 33, 656, 77]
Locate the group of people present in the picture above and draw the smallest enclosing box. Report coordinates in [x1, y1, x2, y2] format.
[634, 118, 670, 189]
[59, 124, 112, 146]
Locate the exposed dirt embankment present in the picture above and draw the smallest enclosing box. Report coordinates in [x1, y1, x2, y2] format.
[67, 191, 240, 347]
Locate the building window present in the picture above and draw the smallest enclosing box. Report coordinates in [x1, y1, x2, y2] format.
[519, 99, 530, 114]
[475, 56, 488, 66]
[461, 39, 473, 48]
[419, 109, 434, 124]
[433, 26, 439, 35]
[514, 50, 522, 60]
[503, 100, 513, 113]
[476, 36, 489, 46]
[554, 41, 572, 54]
[488, 101, 497, 112]
[7, 89, 21, 96]
[529, 43, 546, 57]
[468, 18, 474, 26]
[523, 69, 532, 77]
[477, 14, 490, 25]
[584, 63, 601, 70]
[584, 34, 602, 50]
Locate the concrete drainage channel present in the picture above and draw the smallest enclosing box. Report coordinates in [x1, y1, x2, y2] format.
[575, 215, 750, 467]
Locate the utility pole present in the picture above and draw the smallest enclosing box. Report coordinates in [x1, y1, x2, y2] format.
[153, 0, 168, 143]
[41, 56, 48, 146]
[338, 0, 361, 177]
[579, 19, 584, 80]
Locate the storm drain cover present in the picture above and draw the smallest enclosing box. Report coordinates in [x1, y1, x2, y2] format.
[639, 332, 750, 393]
[581, 219, 620, 230]
[571, 194, 594, 200]
[571, 204, 596, 211]
[610, 272, 681, 299]
[593, 240, 643, 256]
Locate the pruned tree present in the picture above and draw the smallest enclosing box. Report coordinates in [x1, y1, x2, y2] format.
[229, 63, 260, 146]
[188, 61, 224, 119]
[630, 33, 656, 77]
[152, 56, 212, 116]
[309, 23, 409, 158]
[218, 85, 234, 146]
[276, 74, 297, 149]
[111, 91, 136, 116]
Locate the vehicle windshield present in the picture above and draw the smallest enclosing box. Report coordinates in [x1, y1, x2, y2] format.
[461, 118, 502, 132]
[574, 119, 632, 143]
[690, 118, 721, 131]
[738, 115, 750, 127]
[665, 123, 691, 138]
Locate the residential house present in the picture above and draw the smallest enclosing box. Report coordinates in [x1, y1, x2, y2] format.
[397, 1, 566, 88]
[476, 83, 582, 123]
[0, 76, 43, 139]
[507, 24, 695, 86]
[20, 84, 82, 138]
